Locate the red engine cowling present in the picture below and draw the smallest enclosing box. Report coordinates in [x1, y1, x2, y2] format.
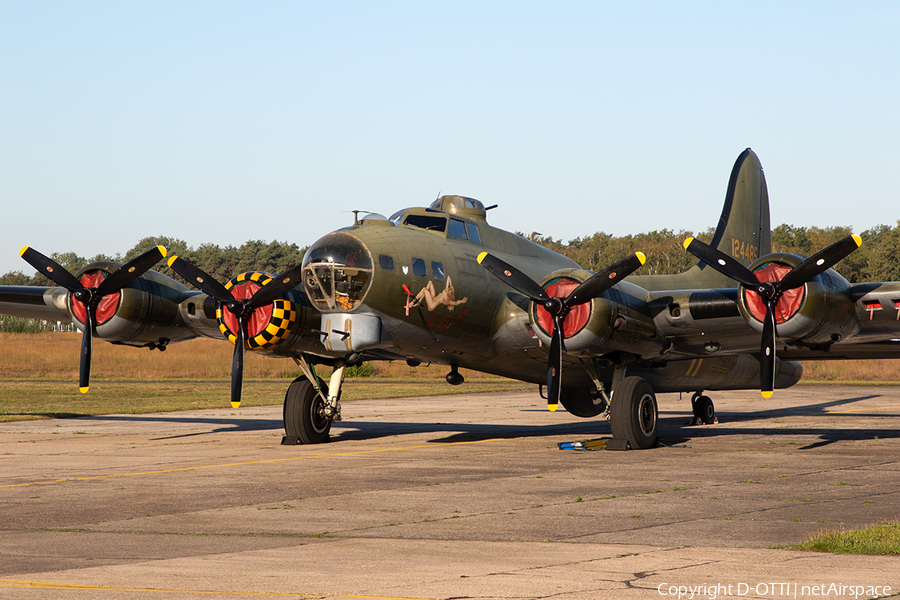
[69, 261, 196, 347]
[737, 253, 859, 346]
[530, 268, 664, 358]
[217, 271, 313, 357]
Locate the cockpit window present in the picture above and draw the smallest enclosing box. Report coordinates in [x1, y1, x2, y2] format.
[448, 218, 468, 240]
[302, 232, 374, 312]
[403, 214, 446, 232]
[466, 222, 481, 244]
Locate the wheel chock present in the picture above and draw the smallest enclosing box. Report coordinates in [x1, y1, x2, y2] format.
[558, 438, 609, 451]
[605, 438, 632, 451]
[281, 436, 301, 445]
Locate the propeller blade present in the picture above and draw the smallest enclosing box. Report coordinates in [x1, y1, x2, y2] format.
[683, 238, 760, 288]
[95, 246, 167, 297]
[477, 252, 549, 304]
[19, 246, 83, 291]
[565, 252, 646, 306]
[79, 306, 95, 394]
[546, 315, 564, 411]
[760, 299, 777, 398]
[231, 316, 247, 408]
[167, 256, 233, 303]
[247, 264, 305, 309]
[776, 234, 862, 292]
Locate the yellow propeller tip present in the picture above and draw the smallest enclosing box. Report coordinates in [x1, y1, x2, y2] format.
[683, 237, 695, 250]
[158, 245, 168, 258]
[166, 255, 178, 267]
[231, 401, 241, 409]
[851, 234, 862, 247]
[635, 251, 646, 265]
[19, 246, 30, 257]
[476, 251, 487, 264]
[79, 387, 90, 394]
[761, 391, 773, 399]
[548, 403, 558, 412]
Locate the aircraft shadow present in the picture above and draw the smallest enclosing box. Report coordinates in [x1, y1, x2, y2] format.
[21, 391, 900, 447]
[661, 392, 900, 447]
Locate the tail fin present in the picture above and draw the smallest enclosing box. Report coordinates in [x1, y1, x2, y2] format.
[703, 148, 771, 269]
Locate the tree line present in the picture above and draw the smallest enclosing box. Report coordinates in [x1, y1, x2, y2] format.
[528, 222, 900, 284]
[0, 236, 308, 287]
[2, 223, 900, 288]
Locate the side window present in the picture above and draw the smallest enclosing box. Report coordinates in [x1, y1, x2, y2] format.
[412, 258, 426, 277]
[404, 215, 447, 232]
[379, 255, 394, 270]
[448, 218, 468, 240]
[466, 223, 481, 244]
[431, 262, 445, 281]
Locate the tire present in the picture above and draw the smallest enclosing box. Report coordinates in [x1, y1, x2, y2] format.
[283, 377, 332, 444]
[609, 376, 658, 449]
[692, 395, 716, 425]
[559, 387, 607, 418]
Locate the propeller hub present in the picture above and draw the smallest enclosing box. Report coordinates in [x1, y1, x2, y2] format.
[70, 272, 119, 326]
[226, 300, 246, 316]
[543, 297, 564, 316]
[534, 277, 591, 340]
[744, 262, 804, 325]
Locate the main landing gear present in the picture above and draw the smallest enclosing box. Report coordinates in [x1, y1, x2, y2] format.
[282, 357, 345, 445]
[607, 376, 659, 450]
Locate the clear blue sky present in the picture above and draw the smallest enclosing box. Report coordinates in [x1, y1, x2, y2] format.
[2, 1, 898, 276]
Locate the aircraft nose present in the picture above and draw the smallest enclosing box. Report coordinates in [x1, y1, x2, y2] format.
[302, 232, 374, 312]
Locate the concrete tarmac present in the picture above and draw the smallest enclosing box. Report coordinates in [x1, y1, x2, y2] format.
[1, 385, 899, 599]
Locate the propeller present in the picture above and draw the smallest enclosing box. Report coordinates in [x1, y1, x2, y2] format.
[683, 234, 861, 397]
[19, 245, 167, 393]
[478, 251, 646, 411]
[167, 256, 304, 408]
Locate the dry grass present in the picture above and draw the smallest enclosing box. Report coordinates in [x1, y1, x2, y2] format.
[0, 333, 530, 422]
[800, 359, 900, 384]
[5, 332, 900, 383]
[0, 332, 503, 381]
[3, 332, 900, 423]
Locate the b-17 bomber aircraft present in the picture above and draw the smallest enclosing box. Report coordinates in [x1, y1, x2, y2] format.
[2, 149, 897, 449]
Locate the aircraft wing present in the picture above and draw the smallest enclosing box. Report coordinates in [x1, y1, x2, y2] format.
[0, 286, 70, 321]
[780, 341, 900, 360]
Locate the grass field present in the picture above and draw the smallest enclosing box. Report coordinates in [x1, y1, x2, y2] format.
[787, 518, 900, 555]
[0, 333, 530, 422]
[2, 332, 900, 423]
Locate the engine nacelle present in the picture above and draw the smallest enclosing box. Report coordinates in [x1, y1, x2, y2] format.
[71, 261, 197, 348]
[531, 268, 665, 359]
[737, 253, 859, 347]
[215, 271, 323, 358]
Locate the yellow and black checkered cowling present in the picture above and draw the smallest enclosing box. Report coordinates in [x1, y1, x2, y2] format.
[218, 272, 298, 350]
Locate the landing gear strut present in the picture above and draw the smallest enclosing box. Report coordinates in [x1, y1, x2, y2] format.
[282, 357, 346, 445]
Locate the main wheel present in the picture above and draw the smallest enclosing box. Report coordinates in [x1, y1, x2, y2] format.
[609, 376, 658, 449]
[283, 377, 332, 444]
[692, 395, 716, 425]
